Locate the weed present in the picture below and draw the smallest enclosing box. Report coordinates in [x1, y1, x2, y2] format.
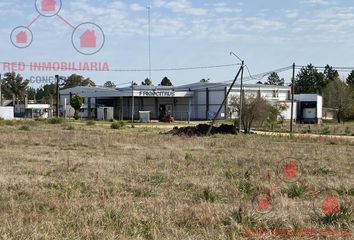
[47, 118, 64, 124]
[64, 125, 75, 130]
[19, 125, 30, 131]
[287, 183, 311, 199]
[185, 152, 197, 162]
[321, 126, 331, 135]
[238, 179, 253, 196]
[312, 166, 334, 176]
[86, 120, 96, 126]
[199, 187, 221, 203]
[111, 121, 125, 130]
[133, 187, 153, 198]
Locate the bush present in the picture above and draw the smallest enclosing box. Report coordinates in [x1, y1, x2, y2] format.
[118, 120, 125, 128]
[111, 120, 125, 129]
[111, 122, 121, 129]
[321, 126, 331, 135]
[74, 115, 80, 120]
[64, 125, 75, 131]
[86, 120, 96, 126]
[19, 125, 30, 131]
[0, 120, 16, 126]
[47, 118, 64, 124]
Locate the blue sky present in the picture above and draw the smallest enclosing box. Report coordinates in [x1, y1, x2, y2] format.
[1, 0, 354, 87]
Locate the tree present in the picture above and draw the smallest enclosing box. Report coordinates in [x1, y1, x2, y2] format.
[324, 65, 339, 85]
[36, 84, 56, 104]
[295, 64, 325, 94]
[104, 81, 116, 88]
[160, 77, 173, 86]
[266, 72, 284, 86]
[62, 74, 95, 89]
[2, 72, 29, 104]
[27, 87, 37, 100]
[229, 94, 272, 133]
[70, 94, 83, 120]
[200, 78, 210, 83]
[346, 70, 354, 88]
[142, 78, 152, 86]
[322, 78, 353, 123]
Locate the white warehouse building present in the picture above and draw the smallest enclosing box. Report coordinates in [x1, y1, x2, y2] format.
[60, 82, 322, 123]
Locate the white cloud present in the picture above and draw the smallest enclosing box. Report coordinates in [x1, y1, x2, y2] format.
[284, 10, 299, 19]
[153, 0, 208, 16]
[303, 0, 334, 5]
[130, 3, 146, 12]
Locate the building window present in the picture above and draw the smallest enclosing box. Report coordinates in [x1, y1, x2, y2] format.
[272, 90, 279, 98]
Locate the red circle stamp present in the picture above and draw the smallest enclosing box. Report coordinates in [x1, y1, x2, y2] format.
[277, 158, 303, 183]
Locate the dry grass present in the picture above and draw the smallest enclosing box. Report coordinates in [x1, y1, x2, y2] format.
[0, 120, 353, 239]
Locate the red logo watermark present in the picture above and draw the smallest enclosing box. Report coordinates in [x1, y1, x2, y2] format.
[11, 0, 105, 55]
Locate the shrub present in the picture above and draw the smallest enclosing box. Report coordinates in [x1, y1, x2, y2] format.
[118, 120, 125, 128]
[86, 120, 96, 126]
[19, 125, 30, 131]
[47, 118, 64, 124]
[3, 120, 16, 126]
[64, 125, 75, 131]
[185, 153, 197, 162]
[111, 121, 125, 129]
[111, 122, 121, 129]
[321, 126, 331, 135]
[287, 183, 311, 199]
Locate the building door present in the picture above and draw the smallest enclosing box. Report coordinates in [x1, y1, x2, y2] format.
[159, 105, 166, 119]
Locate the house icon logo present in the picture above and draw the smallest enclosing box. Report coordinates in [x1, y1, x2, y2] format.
[16, 31, 27, 44]
[41, 0, 56, 12]
[80, 30, 96, 48]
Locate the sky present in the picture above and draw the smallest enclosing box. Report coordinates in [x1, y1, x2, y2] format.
[1, 0, 354, 88]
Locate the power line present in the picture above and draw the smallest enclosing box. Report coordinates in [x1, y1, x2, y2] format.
[295, 65, 354, 71]
[177, 65, 294, 91]
[0, 62, 240, 72]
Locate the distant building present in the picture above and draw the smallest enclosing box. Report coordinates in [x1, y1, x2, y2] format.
[14, 104, 52, 119]
[60, 82, 323, 123]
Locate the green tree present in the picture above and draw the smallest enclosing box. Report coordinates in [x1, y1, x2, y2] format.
[229, 94, 272, 133]
[36, 84, 56, 104]
[70, 94, 83, 120]
[2, 72, 29, 104]
[27, 87, 37, 100]
[160, 77, 173, 86]
[142, 78, 152, 86]
[324, 65, 339, 85]
[346, 70, 354, 88]
[104, 81, 116, 88]
[62, 74, 95, 89]
[322, 78, 353, 123]
[266, 72, 284, 86]
[295, 64, 325, 94]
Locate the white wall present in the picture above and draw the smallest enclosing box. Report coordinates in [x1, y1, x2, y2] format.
[0, 107, 14, 120]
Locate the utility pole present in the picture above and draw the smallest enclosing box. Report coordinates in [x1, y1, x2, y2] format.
[239, 60, 244, 133]
[290, 63, 296, 138]
[131, 81, 135, 123]
[0, 74, 2, 107]
[55, 75, 60, 117]
[147, 4, 152, 82]
[207, 64, 243, 135]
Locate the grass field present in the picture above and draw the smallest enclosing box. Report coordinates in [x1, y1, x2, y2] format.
[0, 119, 353, 239]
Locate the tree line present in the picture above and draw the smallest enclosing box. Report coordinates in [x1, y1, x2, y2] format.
[0, 72, 175, 105]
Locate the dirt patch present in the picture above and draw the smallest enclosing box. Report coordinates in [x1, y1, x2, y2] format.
[167, 124, 237, 136]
